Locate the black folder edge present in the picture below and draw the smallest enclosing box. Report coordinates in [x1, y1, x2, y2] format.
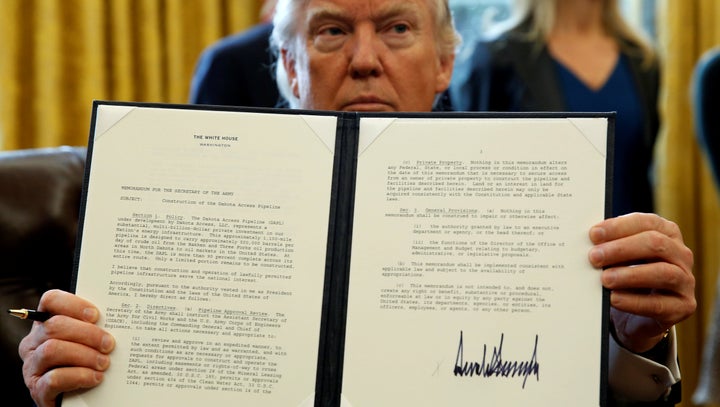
[314, 113, 359, 406]
[601, 113, 615, 407]
[70, 101, 614, 407]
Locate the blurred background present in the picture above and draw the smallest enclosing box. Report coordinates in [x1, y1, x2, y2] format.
[0, 1, 718, 405]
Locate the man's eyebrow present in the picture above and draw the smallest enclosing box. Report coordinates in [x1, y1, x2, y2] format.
[372, 3, 423, 23]
[305, 8, 351, 27]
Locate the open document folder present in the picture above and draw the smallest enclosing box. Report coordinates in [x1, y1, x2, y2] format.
[64, 101, 612, 406]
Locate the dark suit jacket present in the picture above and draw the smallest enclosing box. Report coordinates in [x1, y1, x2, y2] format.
[450, 27, 660, 216]
[189, 22, 287, 108]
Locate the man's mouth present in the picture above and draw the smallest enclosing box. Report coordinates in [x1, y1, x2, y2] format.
[342, 96, 394, 112]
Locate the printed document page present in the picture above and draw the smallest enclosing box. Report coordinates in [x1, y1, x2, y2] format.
[65, 105, 336, 406]
[342, 117, 608, 405]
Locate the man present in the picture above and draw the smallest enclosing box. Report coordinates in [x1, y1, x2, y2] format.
[19, 0, 696, 406]
[269, 0, 457, 112]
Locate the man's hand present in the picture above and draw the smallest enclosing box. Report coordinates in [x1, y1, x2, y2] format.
[588, 213, 696, 353]
[19, 289, 115, 407]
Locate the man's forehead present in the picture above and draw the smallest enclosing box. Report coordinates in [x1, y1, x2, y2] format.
[303, 0, 433, 24]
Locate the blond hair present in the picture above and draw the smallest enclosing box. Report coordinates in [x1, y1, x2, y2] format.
[507, 0, 656, 66]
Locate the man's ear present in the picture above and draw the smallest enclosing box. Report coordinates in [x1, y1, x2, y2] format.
[281, 48, 300, 98]
[435, 53, 455, 94]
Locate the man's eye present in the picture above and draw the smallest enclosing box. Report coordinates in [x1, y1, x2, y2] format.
[320, 26, 344, 36]
[391, 24, 409, 34]
[313, 25, 347, 52]
[382, 22, 414, 48]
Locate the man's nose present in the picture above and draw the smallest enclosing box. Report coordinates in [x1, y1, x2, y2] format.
[348, 28, 383, 78]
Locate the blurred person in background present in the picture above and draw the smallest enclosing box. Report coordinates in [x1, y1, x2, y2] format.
[451, 0, 659, 218]
[189, 0, 287, 108]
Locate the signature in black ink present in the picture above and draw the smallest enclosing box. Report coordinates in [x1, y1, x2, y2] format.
[453, 331, 540, 389]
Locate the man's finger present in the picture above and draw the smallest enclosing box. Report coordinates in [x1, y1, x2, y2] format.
[30, 367, 104, 407]
[589, 213, 683, 244]
[601, 262, 692, 293]
[25, 339, 111, 379]
[589, 231, 693, 272]
[20, 316, 115, 357]
[609, 289, 696, 325]
[37, 290, 100, 323]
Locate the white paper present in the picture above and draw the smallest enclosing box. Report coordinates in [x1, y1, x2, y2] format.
[342, 117, 608, 405]
[65, 105, 336, 406]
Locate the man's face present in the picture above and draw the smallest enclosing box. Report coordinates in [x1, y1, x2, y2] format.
[282, 0, 454, 112]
